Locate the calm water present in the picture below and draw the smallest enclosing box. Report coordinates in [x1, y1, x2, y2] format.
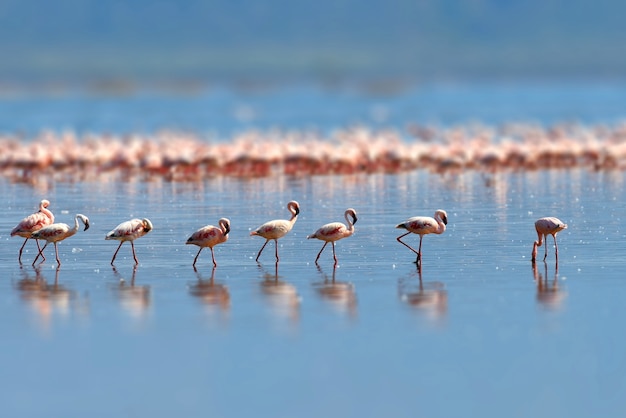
[1, 169, 626, 417]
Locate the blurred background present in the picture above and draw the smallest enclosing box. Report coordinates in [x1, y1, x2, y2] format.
[1, 0, 626, 137]
[1, 0, 625, 91]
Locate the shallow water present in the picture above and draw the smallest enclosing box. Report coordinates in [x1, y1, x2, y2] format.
[1, 169, 626, 417]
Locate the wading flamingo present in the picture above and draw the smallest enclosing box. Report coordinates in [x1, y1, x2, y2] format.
[532, 217, 567, 262]
[250, 201, 300, 262]
[11, 199, 55, 263]
[307, 208, 358, 265]
[31, 214, 90, 266]
[396, 209, 448, 265]
[186, 218, 231, 267]
[106, 218, 153, 265]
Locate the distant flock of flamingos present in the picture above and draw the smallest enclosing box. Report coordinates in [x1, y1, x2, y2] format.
[10, 199, 568, 268]
[1, 123, 626, 182]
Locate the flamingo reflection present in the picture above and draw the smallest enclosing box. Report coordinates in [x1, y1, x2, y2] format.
[398, 265, 447, 322]
[533, 261, 566, 310]
[15, 266, 83, 329]
[111, 266, 151, 319]
[313, 265, 357, 318]
[189, 266, 230, 313]
[259, 262, 300, 323]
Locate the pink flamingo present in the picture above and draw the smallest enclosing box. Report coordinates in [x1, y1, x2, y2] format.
[186, 218, 231, 267]
[106, 218, 153, 265]
[31, 214, 90, 265]
[396, 209, 448, 265]
[11, 199, 55, 263]
[307, 208, 358, 265]
[250, 201, 300, 262]
[532, 217, 567, 262]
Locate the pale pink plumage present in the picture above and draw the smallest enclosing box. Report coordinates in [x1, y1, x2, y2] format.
[186, 218, 231, 267]
[532, 217, 567, 262]
[396, 209, 448, 265]
[106, 218, 153, 265]
[11, 199, 55, 263]
[250, 201, 300, 262]
[31, 214, 90, 265]
[307, 208, 357, 265]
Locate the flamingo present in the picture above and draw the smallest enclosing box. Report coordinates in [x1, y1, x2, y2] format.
[307, 208, 358, 265]
[396, 209, 448, 265]
[106, 218, 153, 265]
[532, 217, 567, 262]
[250, 200, 300, 262]
[186, 218, 231, 267]
[31, 214, 90, 265]
[11, 199, 55, 263]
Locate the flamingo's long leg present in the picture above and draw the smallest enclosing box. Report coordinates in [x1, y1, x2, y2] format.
[315, 242, 329, 263]
[32, 242, 49, 266]
[36, 239, 45, 261]
[193, 248, 204, 267]
[17, 238, 29, 264]
[210, 248, 217, 267]
[130, 241, 139, 264]
[553, 235, 559, 259]
[111, 241, 124, 265]
[397, 232, 420, 258]
[256, 240, 270, 262]
[32, 239, 48, 264]
[417, 235, 424, 264]
[54, 242, 61, 265]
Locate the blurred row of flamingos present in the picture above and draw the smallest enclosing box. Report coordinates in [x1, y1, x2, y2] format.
[2, 123, 626, 181]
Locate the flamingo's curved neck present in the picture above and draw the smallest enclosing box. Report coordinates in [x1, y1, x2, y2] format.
[74, 216, 82, 232]
[535, 234, 544, 247]
[65, 215, 81, 237]
[75, 215, 88, 231]
[435, 216, 446, 234]
[345, 212, 355, 232]
[288, 204, 299, 223]
[71, 215, 88, 235]
[40, 204, 54, 222]
[220, 220, 230, 235]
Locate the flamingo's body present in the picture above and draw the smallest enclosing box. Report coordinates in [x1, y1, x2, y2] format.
[396, 209, 448, 265]
[31, 214, 90, 265]
[308, 208, 358, 265]
[11, 199, 55, 263]
[106, 218, 153, 265]
[532, 217, 567, 262]
[186, 218, 231, 267]
[251, 201, 300, 262]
